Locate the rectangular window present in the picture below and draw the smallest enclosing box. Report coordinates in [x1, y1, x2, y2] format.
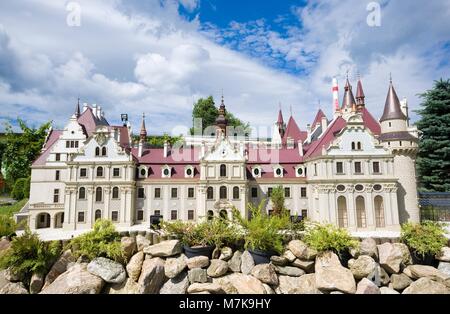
[354, 162, 362, 174]
[171, 210, 178, 220]
[55, 153, 61, 161]
[188, 210, 194, 220]
[70, 141, 75, 148]
[188, 188, 195, 198]
[284, 187, 291, 198]
[53, 189, 59, 203]
[137, 210, 144, 221]
[111, 211, 119, 222]
[301, 210, 308, 219]
[77, 212, 85, 223]
[75, 141, 79, 148]
[154, 210, 161, 216]
[80, 168, 87, 178]
[267, 188, 273, 197]
[372, 161, 380, 174]
[154, 188, 161, 199]
[113, 168, 120, 177]
[55, 170, 60, 181]
[314, 164, 317, 176]
[171, 188, 178, 199]
[66, 141, 70, 148]
[251, 187, 258, 198]
[300, 187, 307, 198]
[336, 162, 344, 174]
[138, 188, 145, 199]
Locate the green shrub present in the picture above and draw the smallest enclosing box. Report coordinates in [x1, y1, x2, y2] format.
[400, 221, 448, 258]
[23, 177, 31, 199]
[232, 200, 289, 254]
[303, 223, 358, 254]
[0, 229, 61, 283]
[0, 215, 17, 237]
[11, 178, 27, 200]
[67, 219, 123, 262]
[161, 218, 241, 248]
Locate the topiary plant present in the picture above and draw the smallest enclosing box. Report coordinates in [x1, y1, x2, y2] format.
[400, 221, 448, 261]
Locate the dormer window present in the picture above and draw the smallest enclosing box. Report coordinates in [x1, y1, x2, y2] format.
[351, 142, 362, 151]
[252, 166, 262, 178]
[295, 166, 305, 177]
[95, 146, 107, 156]
[185, 166, 194, 178]
[162, 165, 172, 178]
[273, 165, 284, 178]
[138, 166, 148, 179]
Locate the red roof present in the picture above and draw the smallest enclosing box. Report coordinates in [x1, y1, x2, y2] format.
[277, 109, 284, 124]
[311, 109, 326, 129]
[283, 116, 307, 143]
[131, 147, 202, 165]
[77, 107, 109, 137]
[32, 129, 63, 166]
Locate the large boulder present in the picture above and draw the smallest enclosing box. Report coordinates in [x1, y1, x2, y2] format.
[251, 264, 278, 286]
[121, 237, 137, 261]
[278, 274, 321, 294]
[291, 259, 315, 273]
[275, 265, 305, 277]
[315, 252, 356, 294]
[403, 265, 449, 286]
[105, 278, 140, 294]
[138, 257, 166, 294]
[374, 264, 390, 286]
[160, 272, 190, 294]
[288, 240, 317, 261]
[270, 255, 288, 266]
[0, 282, 28, 294]
[219, 247, 233, 261]
[136, 235, 151, 251]
[187, 283, 225, 294]
[228, 251, 242, 273]
[29, 273, 45, 294]
[393, 243, 413, 267]
[87, 257, 126, 284]
[143, 240, 182, 257]
[356, 278, 380, 294]
[187, 256, 210, 269]
[188, 268, 208, 284]
[240, 251, 255, 275]
[213, 275, 239, 294]
[438, 262, 450, 277]
[380, 287, 400, 294]
[165, 255, 187, 279]
[207, 259, 229, 278]
[40, 263, 104, 294]
[403, 278, 449, 294]
[43, 250, 76, 289]
[390, 273, 413, 291]
[377, 243, 403, 274]
[358, 238, 378, 258]
[348, 255, 376, 280]
[126, 251, 144, 282]
[227, 273, 266, 294]
[436, 247, 450, 262]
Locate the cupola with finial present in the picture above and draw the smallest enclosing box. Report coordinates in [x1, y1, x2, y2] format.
[215, 94, 228, 136]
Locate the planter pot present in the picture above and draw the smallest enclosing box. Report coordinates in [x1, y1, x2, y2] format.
[183, 245, 215, 259]
[248, 249, 276, 265]
[336, 249, 352, 268]
[410, 249, 438, 267]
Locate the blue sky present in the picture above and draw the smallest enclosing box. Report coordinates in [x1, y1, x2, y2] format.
[0, 0, 449, 135]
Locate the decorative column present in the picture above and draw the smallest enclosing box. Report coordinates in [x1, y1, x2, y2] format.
[120, 187, 127, 223]
[366, 184, 375, 230]
[347, 184, 356, 231]
[104, 187, 111, 221]
[64, 188, 73, 229]
[87, 187, 94, 227]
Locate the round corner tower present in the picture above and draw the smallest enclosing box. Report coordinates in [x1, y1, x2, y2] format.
[378, 79, 420, 223]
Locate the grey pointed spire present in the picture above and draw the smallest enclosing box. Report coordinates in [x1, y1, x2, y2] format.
[380, 79, 407, 122]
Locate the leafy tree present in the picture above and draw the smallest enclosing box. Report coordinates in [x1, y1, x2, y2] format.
[416, 79, 450, 192]
[190, 96, 250, 135]
[2, 119, 51, 188]
[11, 178, 27, 200]
[270, 185, 287, 216]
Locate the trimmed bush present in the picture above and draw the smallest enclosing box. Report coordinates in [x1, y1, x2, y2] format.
[303, 223, 358, 255]
[67, 219, 123, 262]
[23, 177, 31, 199]
[401, 221, 448, 259]
[0, 229, 61, 283]
[11, 178, 27, 200]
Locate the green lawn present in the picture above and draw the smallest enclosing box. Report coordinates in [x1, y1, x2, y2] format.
[0, 199, 28, 217]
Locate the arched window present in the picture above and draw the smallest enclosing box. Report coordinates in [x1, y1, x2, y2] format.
[112, 187, 119, 199]
[220, 164, 227, 177]
[374, 196, 385, 228]
[79, 187, 86, 200]
[220, 210, 228, 220]
[95, 147, 100, 156]
[233, 186, 240, 200]
[95, 210, 102, 221]
[351, 142, 356, 150]
[220, 186, 227, 199]
[207, 210, 214, 221]
[337, 196, 348, 228]
[96, 167, 104, 177]
[95, 187, 103, 202]
[102, 147, 107, 156]
[356, 196, 367, 228]
[357, 142, 362, 150]
[207, 187, 214, 200]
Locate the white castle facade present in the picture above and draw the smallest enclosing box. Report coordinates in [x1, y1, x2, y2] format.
[22, 77, 420, 232]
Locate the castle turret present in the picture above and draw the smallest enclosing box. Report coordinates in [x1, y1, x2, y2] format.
[215, 96, 228, 137]
[355, 76, 365, 111]
[138, 113, 147, 158]
[378, 77, 419, 223]
[277, 107, 285, 138]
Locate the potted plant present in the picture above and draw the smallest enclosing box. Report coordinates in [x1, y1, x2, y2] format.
[400, 221, 448, 266]
[303, 223, 358, 267]
[232, 200, 289, 264]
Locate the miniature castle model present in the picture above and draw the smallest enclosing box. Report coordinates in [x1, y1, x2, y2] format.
[23, 77, 420, 231]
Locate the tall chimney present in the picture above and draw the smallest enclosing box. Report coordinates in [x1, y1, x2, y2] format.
[138, 141, 143, 158]
[332, 77, 340, 115]
[306, 124, 311, 139]
[97, 106, 102, 119]
[92, 104, 97, 117]
[164, 141, 169, 158]
[298, 140, 304, 156]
